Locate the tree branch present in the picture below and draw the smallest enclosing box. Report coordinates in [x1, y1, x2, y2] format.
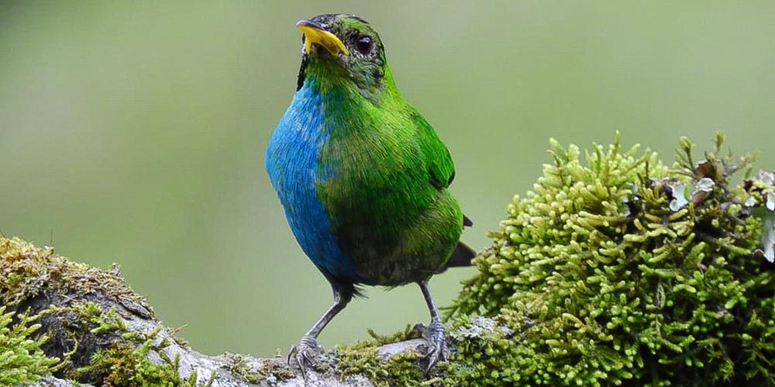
[1, 237, 431, 386]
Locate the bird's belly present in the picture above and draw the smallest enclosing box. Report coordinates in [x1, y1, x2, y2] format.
[268, 161, 367, 284]
[321, 176, 463, 286]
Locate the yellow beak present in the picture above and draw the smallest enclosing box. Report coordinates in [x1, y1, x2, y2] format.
[296, 19, 350, 57]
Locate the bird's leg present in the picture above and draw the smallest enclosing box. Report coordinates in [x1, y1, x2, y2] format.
[288, 286, 351, 377]
[417, 278, 449, 373]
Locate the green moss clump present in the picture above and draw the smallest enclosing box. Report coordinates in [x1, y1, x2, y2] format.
[224, 352, 294, 385]
[336, 344, 424, 386]
[76, 327, 213, 387]
[333, 326, 431, 387]
[0, 306, 60, 385]
[448, 135, 775, 386]
[0, 237, 212, 386]
[46, 301, 216, 386]
[0, 236, 152, 313]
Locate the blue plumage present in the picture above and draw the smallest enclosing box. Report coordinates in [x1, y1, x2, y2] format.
[266, 83, 363, 284]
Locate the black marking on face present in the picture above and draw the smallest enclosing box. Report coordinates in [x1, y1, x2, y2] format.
[296, 55, 308, 91]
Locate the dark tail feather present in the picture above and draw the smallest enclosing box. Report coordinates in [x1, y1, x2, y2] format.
[437, 242, 477, 273]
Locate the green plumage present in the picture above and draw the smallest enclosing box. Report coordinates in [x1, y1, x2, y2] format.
[302, 15, 465, 286]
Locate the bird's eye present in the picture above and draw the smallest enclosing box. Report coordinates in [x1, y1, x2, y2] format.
[355, 35, 373, 55]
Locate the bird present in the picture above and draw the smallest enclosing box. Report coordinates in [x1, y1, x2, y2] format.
[265, 13, 475, 375]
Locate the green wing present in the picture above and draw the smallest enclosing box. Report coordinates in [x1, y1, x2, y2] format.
[410, 109, 473, 229]
[410, 110, 456, 190]
[410, 109, 476, 269]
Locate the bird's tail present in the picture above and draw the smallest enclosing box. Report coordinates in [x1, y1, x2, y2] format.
[436, 242, 477, 274]
[447, 242, 477, 268]
[436, 214, 477, 272]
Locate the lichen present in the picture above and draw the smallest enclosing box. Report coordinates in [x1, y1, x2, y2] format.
[447, 134, 775, 386]
[745, 170, 775, 262]
[0, 306, 60, 385]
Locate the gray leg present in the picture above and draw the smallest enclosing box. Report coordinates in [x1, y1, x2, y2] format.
[418, 279, 449, 373]
[288, 286, 351, 377]
[305, 289, 349, 338]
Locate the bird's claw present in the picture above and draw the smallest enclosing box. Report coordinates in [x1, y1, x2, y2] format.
[288, 335, 323, 378]
[415, 321, 449, 374]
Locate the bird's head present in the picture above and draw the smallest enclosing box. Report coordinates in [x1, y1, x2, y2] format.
[295, 14, 393, 103]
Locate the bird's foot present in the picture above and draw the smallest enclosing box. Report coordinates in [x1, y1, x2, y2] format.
[414, 321, 449, 374]
[288, 335, 323, 378]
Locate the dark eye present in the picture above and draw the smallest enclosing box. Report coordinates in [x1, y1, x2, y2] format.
[355, 35, 373, 55]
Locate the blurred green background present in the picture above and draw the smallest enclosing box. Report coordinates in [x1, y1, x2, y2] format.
[1, 1, 774, 357]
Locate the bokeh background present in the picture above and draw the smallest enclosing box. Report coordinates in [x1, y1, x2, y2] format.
[2, 1, 774, 357]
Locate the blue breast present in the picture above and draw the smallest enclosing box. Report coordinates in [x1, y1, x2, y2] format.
[265, 84, 364, 284]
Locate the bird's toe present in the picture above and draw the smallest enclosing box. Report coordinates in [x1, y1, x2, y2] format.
[419, 321, 449, 374]
[288, 335, 323, 378]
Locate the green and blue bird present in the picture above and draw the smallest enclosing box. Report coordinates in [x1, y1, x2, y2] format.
[266, 14, 474, 373]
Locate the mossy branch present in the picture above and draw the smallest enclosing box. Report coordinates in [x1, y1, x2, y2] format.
[1, 236, 438, 386]
[2, 134, 775, 386]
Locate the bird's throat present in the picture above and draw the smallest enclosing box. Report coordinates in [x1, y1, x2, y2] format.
[300, 56, 395, 107]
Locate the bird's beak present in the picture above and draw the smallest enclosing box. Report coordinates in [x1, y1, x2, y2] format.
[296, 19, 350, 57]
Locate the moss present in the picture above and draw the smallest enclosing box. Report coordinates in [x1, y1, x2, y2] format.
[329, 325, 444, 386]
[0, 237, 211, 386]
[0, 237, 153, 314]
[334, 333, 427, 387]
[366, 324, 422, 346]
[225, 326, 425, 386]
[53, 301, 219, 386]
[224, 353, 260, 383]
[0, 306, 60, 385]
[224, 352, 294, 384]
[75, 327, 214, 387]
[447, 134, 775, 386]
[42, 300, 213, 386]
